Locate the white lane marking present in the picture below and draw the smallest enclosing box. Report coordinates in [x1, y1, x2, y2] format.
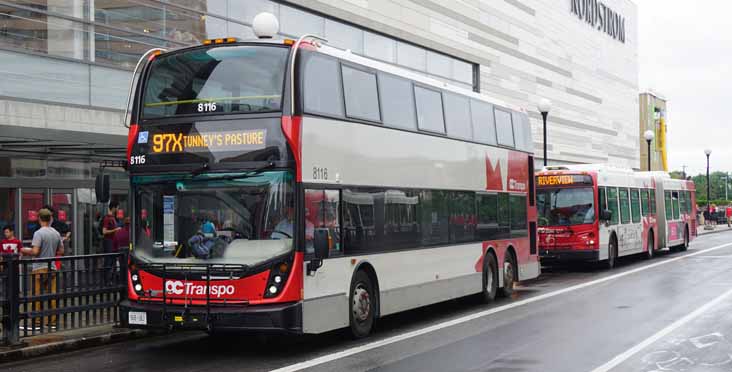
[271, 242, 732, 372]
[591, 286, 732, 372]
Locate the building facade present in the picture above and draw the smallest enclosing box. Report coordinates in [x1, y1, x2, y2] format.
[0, 0, 638, 252]
[639, 92, 667, 172]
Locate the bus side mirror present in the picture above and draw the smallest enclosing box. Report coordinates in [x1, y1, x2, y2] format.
[600, 209, 612, 221]
[313, 228, 330, 260]
[95, 174, 110, 203]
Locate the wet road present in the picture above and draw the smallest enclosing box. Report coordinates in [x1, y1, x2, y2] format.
[7, 230, 732, 372]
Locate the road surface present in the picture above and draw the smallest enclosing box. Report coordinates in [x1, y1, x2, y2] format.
[7, 230, 732, 372]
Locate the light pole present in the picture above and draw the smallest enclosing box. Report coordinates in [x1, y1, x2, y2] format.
[538, 98, 552, 167]
[705, 149, 712, 213]
[644, 130, 655, 171]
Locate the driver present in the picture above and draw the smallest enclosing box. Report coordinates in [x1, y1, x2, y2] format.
[271, 206, 315, 241]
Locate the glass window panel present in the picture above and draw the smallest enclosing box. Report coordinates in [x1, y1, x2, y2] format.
[619, 188, 631, 224]
[444, 93, 472, 139]
[90, 65, 133, 109]
[599, 187, 607, 213]
[0, 7, 87, 59]
[280, 5, 324, 37]
[21, 189, 46, 244]
[672, 191, 680, 220]
[471, 100, 497, 145]
[453, 59, 473, 84]
[512, 111, 529, 151]
[164, 0, 228, 16]
[303, 53, 344, 117]
[630, 189, 641, 223]
[0, 49, 89, 105]
[641, 189, 650, 217]
[494, 108, 515, 147]
[449, 192, 476, 243]
[325, 20, 363, 54]
[93, 24, 174, 68]
[397, 41, 426, 71]
[510, 195, 527, 237]
[426, 51, 452, 79]
[414, 86, 445, 133]
[665, 191, 673, 219]
[51, 191, 73, 252]
[379, 73, 416, 130]
[607, 187, 619, 225]
[306, 189, 341, 254]
[342, 66, 380, 122]
[227, 0, 276, 24]
[364, 31, 395, 63]
[0, 188, 18, 252]
[420, 190, 449, 246]
[650, 189, 657, 214]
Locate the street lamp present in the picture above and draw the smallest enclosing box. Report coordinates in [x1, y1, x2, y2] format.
[538, 98, 552, 167]
[644, 130, 654, 171]
[705, 149, 712, 213]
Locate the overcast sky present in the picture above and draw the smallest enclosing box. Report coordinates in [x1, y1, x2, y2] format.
[638, 0, 731, 176]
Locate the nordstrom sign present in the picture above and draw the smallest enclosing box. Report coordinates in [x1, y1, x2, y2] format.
[571, 0, 626, 43]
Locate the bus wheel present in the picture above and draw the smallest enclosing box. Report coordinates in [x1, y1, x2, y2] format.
[498, 253, 516, 298]
[645, 234, 655, 260]
[604, 239, 617, 269]
[481, 253, 498, 303]
[679, 228, 689, 252]
[349, 270, 375, 339]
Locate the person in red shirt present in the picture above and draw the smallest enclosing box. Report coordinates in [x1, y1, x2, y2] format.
[726, 206, 732, 227]
[1, 225, 21, 254]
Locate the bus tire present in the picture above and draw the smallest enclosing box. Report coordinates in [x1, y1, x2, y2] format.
[604, 237, 617, 270]
[481, 253, 498, 303]
[498, 251, 516, 298]
[679, 227, 689, 252]
[645, 232, 655, 260]
[349, 270, 375, 339]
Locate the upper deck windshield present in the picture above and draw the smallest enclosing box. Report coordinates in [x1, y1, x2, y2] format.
[132, 171, 294, 268]
[142, 45, 288, 119]
[537, 187, 595, 227]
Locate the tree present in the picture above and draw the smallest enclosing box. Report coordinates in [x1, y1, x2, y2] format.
[669, 170, 685, 180]
[692, 171, 730, 201]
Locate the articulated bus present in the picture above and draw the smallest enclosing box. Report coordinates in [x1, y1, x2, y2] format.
[536, 165, 696, 268]
[117, 16, 539, 337]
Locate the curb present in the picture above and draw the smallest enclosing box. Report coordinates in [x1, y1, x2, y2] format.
[0, 328, 149, 364]
[698, 228, 732, 237]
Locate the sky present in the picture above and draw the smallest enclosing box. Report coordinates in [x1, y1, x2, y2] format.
[637, 0, 732, 176]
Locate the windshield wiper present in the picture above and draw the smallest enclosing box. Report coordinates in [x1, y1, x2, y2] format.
[190, 161, 276, 182]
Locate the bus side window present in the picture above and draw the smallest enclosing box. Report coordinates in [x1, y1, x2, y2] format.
[606, 187, 619, 225]
[497, 193, 511, 239]
[650, 189, 657, 214]
[477, 193, 499, 239]
[618, 188, 631, 224]
[665, 191, 673, 220]
[305, 189, 341, 255]
[598, 187, 607, 215]
[630, 189, 641, 223]
[641, 189, 650, 217]
[672, 191, 680, 220]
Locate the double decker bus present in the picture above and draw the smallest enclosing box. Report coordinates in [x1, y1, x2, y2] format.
[116, 15, 539, 337]
[536, 165, 696, 268]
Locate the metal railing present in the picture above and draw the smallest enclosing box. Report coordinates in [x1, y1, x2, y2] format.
[0, 252, 127, 346]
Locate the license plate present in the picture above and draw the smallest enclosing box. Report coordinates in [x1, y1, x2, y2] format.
[128, 311, 147, 325]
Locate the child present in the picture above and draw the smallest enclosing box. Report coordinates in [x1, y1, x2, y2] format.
[1, 225, 21, 254]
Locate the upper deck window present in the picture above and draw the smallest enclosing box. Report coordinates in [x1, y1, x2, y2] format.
[414, 86, 446, 134]
[342, 65, 380, 122]
[303, 53, 344, 117]
[142, 45, 288, 119]
[494, 108, 515, 147]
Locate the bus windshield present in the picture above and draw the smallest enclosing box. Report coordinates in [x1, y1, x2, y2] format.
[132, 171, 295, 267]
[142, 45, 289, 119]
[537, 187, 595, 227]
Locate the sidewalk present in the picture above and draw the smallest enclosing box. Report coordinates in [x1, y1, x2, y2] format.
[697, 224, 732, 236]
[0, 324, 148, 364]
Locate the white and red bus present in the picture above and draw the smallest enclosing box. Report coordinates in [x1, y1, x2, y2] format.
[115, 15, 540, 337]
[536, 165, 696, 268]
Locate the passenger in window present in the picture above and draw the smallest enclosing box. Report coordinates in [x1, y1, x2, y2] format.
[271, 206, 315, 243]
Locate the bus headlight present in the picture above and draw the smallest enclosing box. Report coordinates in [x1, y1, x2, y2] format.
[264, 261, 291, 298]
[269, 286, 278, 294]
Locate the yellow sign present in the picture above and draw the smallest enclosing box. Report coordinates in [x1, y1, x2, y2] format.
[537, 175, 593, 187]
[150, 129, 267, 154]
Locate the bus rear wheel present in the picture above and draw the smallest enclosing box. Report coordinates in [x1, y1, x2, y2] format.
[498, 253, 516, 298]
[679, 228, 689, 252]
[481, 253, 498, 303]
[349, 270, 375, 339]
[645, 234, 655, 260]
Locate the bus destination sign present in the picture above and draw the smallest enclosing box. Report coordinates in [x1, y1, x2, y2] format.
[143, 129, 267, 154]
[536, 174, 593, 187]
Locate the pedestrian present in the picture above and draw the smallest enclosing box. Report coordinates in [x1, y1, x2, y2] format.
[113, 218, 130, 277]
[1, 225, 21, 254]
[19, 208, 63, 330]
[726, 206, 732, 228]
[102, 201, 121, 282]
[45, 205, 70, 270]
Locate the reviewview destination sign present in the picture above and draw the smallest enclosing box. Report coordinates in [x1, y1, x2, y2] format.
[571, 0, 626, 43]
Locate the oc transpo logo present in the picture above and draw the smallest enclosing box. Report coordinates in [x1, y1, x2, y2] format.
[164, 280, 235, 298]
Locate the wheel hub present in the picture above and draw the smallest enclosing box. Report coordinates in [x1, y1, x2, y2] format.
[352, 285, 371, 322]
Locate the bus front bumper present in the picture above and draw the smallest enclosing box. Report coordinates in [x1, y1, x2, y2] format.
[119, 299, 302, 334]
[539, 249, 599, 263]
